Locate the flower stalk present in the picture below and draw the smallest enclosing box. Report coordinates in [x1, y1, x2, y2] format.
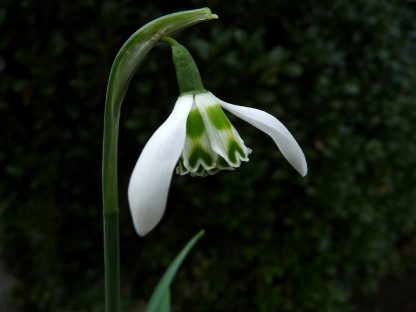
[102, 9, 217, 312]
[163, 37, 205, 94]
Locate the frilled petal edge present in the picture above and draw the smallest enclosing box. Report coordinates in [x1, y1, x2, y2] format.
[128, 95, 193, 236]
[215, 94, 307, 176]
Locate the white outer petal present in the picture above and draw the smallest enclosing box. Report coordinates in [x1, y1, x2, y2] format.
[128, 95, 193, 236]
[214, 94, 308, 176]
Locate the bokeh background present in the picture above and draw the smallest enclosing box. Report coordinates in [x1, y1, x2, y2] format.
[1, 0, 416, 311]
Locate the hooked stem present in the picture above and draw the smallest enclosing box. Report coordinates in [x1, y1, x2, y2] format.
[102, 9, 217, 312]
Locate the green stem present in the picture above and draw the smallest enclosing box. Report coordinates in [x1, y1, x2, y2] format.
[103, 210, 120, 311]
[101, 8, 217, 312]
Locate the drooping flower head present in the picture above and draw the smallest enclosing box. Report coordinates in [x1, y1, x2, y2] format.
[128, 38, 307, 236]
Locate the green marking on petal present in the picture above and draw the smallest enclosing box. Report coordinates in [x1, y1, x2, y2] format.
[176, 157, 186, 175]
[188, 145, 213, 167]
[217, 156, 230, 168]
[227, 139, 245, 164]
[206, 104, 232, 130]
[186, 109, 205, 138]
[194, 167, 207, 177]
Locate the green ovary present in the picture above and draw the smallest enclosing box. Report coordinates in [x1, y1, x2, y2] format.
[227, 139, 245, 164]
[188, 145, 213, 168]
[206, 104, 232, 130]
[186, 109, 205, 138]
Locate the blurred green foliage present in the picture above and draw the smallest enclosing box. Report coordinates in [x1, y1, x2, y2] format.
[1, 0, 416, 311]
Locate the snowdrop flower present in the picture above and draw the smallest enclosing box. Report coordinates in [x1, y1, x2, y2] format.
[128, 38, 307, 236]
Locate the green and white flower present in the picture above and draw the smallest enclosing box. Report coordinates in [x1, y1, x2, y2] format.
[176, 92, 252, 177]
[128, 39, 307, 236]
[128, 91, 307, 235]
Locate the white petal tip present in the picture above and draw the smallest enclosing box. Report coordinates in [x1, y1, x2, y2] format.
[133, 212, 164, 237]
[128, 188, 167, 238]
[298, 162, 308, 177]
[136, 228, 150, 237]
[215, 95, 308, 179]
[294, 160, 308, 177]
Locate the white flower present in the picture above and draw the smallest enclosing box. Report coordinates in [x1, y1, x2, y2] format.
[128, 91, 307, 236]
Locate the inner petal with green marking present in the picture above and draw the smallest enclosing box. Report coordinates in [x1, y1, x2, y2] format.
[176, 93, 251, 177]
[176, 104, 217, 177]
[195, 92, 251, 166]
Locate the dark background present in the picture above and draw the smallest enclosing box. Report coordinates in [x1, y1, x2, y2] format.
[1, 0, 416, 311]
